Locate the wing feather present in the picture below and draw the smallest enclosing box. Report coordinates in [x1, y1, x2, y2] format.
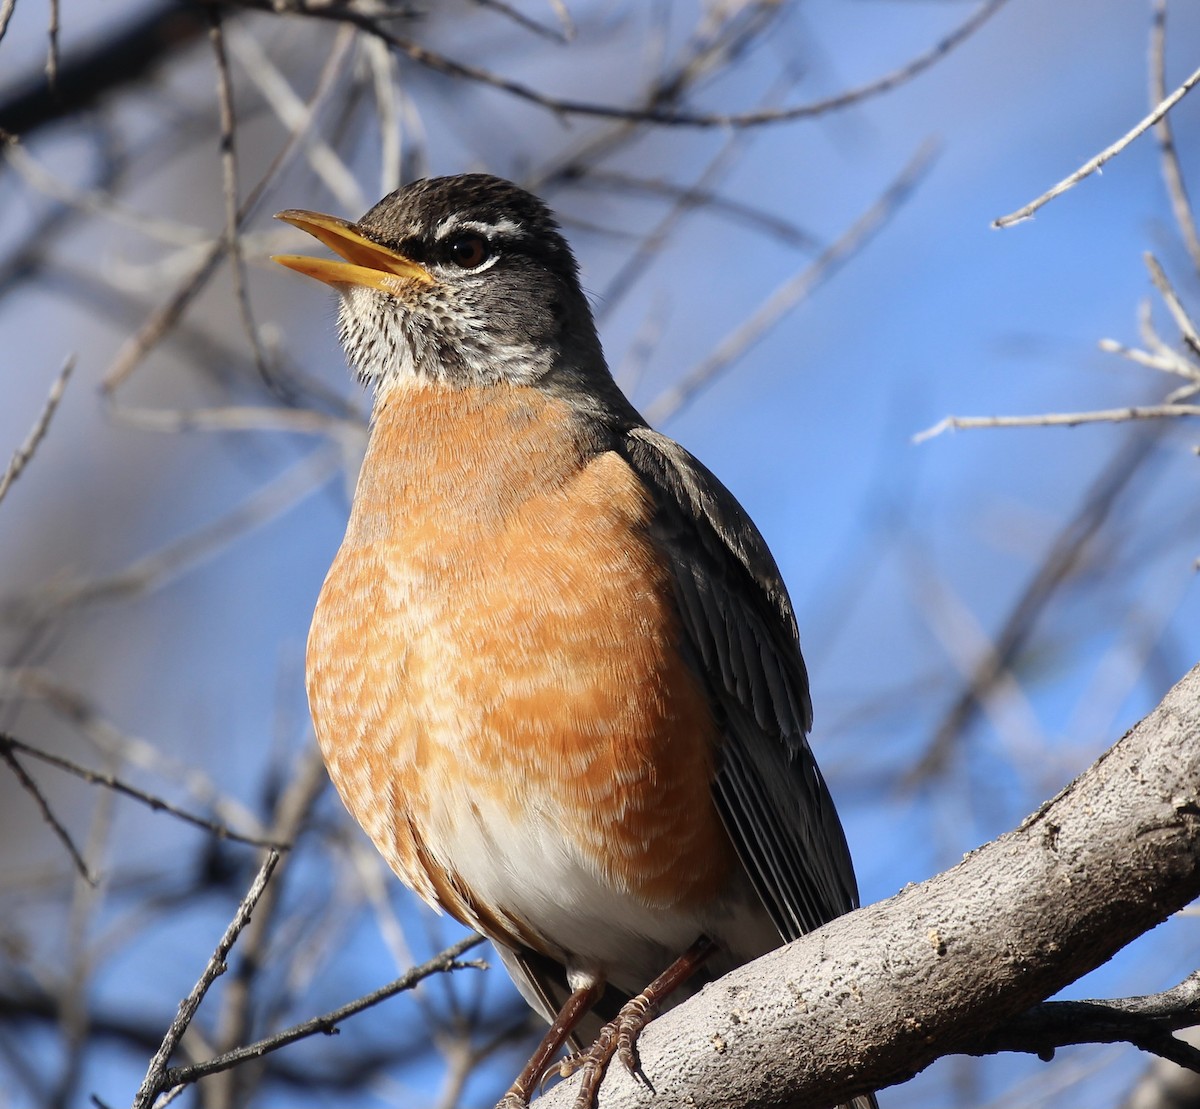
[620, 426, 859, 941]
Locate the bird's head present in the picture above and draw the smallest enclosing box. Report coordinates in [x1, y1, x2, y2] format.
[273, 174, 607, 395]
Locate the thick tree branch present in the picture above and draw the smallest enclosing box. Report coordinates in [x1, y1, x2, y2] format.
[536, 663, 1200, 1108]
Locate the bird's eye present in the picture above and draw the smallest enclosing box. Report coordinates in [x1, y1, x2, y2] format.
[444, 233, 490, 269]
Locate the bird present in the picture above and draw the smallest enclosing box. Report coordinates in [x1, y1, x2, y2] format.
[273, 173, 875, 1109]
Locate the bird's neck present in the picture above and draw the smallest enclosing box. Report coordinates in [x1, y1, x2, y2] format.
[344, 380, 595, 544]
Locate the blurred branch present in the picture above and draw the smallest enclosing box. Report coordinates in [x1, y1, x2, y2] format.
[905, 431, 1158, 785]
[0, 732, 290, 849]
[45, 0, 61, 93]
[0, 0, 17, 45]
[9, 444, 342, 619]
[577, 170, 820, 252]
[250, 0, 1008, 128]
[208, 7, 275, 394]
[0, 1, 210, 136]
[472, 0, 574, 45]
[1151, 0, 1200, 273]
[646, 139, 936, 425]
[100, 24, 354, 394]
[0, 666, 267, 838]
[0, 355, 73, 508]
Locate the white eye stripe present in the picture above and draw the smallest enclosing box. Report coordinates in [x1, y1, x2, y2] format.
[433, 214, 525, 241]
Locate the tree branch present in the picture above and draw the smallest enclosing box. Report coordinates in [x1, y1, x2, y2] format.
[968, 972, 1200, 1068]
[535, 663, 1200, 1108]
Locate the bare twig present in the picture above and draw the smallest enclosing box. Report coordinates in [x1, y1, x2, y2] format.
[209, 8, 275, 393]
[0, 355, 73, 507]
[101, 29, 354, 394]
[1098, 336, 1200, 383]
[0, 668, 266, 840]
[131, 849, 281, 1109]
[0, 740, 93, 883]
[1145, 252, 1200, 354]
[646, 140, 937, 425]
[0, 733, 290, 850]
[1151, 1, 1200, 273]
[597, 85, 771, 317]
[473, 0, 573, 44]
[252, 0, 1008, 129]
[204, 748, 329, 1108]
[994, 58, 1200, 228]
[578, 170, 820, 251]
[155, 935, 486, 1093]
[914, 405, 1200, 442]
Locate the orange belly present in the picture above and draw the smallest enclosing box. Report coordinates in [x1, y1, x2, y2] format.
[306, 381, 734, 957]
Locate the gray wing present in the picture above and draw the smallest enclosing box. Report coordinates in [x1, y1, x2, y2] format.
[620, 426, 859, 940]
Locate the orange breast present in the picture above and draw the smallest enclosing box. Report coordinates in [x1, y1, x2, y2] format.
[306, 381, 733, 952]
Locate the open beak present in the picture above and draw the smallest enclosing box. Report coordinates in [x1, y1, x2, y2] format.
[272, 209, 433, 292]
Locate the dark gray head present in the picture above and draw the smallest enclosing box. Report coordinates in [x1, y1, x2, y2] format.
[274, 174, 610, 397]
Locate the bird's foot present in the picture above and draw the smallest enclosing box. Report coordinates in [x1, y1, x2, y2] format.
[558, 993, 655, 1107]
[495, 1092, 530, 1109]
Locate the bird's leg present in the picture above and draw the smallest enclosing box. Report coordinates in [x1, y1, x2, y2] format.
[559, 936, 718, 1108]
[496, 977, 606, 1109]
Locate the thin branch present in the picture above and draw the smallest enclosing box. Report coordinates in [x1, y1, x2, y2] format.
[0, 733, 290, 850]
[994, 58, 1200, 228]
[914, 404, 1200, 442]
[132, 849, 281, 1109]
[209, 8, 275, 394]
[646, 139, 936, 425]
[1151, 0, 1200, 273]
[3, 137, 208, 246]
[0, 668, 267, 841]
[0, 741, 93, 884]
[1145, 252, 1200, 355]
[969, 971, 1200, 1067]
[577, 170, 820, 252]
[472, 0, 573, 44]
[14, 445, 341, 616]
[597, 79, 777, 317]
[226, 25, 362, 212]
[251, 0, 1008, 129]
[155, 935, 486, 1093]
[0, 355, 73, 507]
[101, 28, 354, 394]
[203, 747, 331, 1108]
[1098, 336, 1200, 383]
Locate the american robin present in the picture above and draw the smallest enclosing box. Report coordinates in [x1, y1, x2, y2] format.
[274, 174, 875, 1109]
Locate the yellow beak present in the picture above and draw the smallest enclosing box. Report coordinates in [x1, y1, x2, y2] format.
[271, 209, 434, 292]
